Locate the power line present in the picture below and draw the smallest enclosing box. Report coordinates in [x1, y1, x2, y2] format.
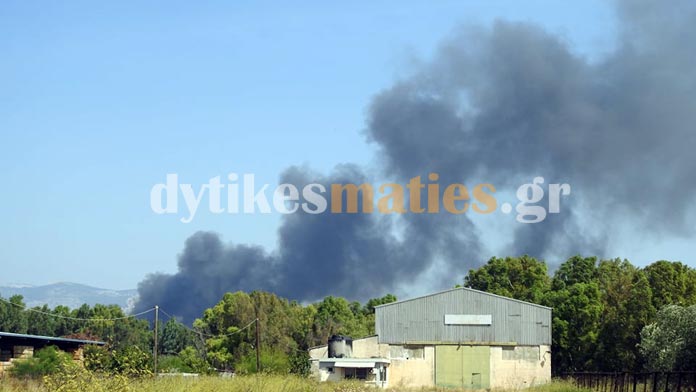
[158, 308, 305, 355]
[2, 295, 266, 347]
[158, 307, 257, 338]
[0, 296, 156, 321]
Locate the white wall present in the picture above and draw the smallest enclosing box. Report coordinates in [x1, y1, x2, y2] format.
[489, 345, 552, 389]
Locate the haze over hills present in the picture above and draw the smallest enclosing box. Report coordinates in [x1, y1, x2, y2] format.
[0, 282, 137, 312]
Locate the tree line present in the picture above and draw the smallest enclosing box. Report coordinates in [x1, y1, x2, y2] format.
[1, 256, 695, 375]
[0, 290, 397, 375]
[463, 256, 696, 373]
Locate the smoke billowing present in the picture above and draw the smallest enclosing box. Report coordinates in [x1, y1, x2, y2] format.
[136, 0, 696, 323]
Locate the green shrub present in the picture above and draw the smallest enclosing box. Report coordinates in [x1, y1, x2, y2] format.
[9, 346, 72, 379]
[289, 350, 311, 377]
[178, 346, 212, 374]
[84, 344, 152, 377]
[43, 364, 131, 392]
[235, 348, 290, 374]
[84, 345, 113, 373]
[111, 346, 152, 377]
[156, 355, 184, 373]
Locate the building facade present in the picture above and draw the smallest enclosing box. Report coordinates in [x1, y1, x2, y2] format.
[309, 287, 552, 389]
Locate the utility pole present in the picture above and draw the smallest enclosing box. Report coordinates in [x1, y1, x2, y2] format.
[154, 305, 159, 374]
[255, 317, 261, 373]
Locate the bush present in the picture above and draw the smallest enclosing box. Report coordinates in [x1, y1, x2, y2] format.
[157, 347, 212, 375]
[111, 346, 153, 377]
[9, 346, 72, 379]
[157, 355, 185, 373]
[289, 350, 311, 377]
[43, 364, 131, 392]
[84, 345, 113, 372]
[84, 344, 152, 377]
[178, 346, 212, 374]
[235, 348, 290, 374]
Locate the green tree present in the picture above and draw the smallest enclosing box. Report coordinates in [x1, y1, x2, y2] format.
[595, 259, 655, 371]
[640, 304, 696, 371]
[194, 290, 306, 373]
[313, 296, 370, 340]
[552, 255, 598, 288]
[289, 302, 318, 348]
[160, 318, 194, 355]
[0, 295, 29, 333]
[52, 305, 76, 336]
[251, 291, 299, 357]
[26, 305, 57, 336]
[194, 291, 254, 370]
[544, 256, 602, 373]
[464, 256, 550, 304]
[364, 294, 397, 315]
[644, 261, 696, 310]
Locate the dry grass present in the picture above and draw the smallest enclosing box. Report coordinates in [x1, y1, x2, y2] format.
[0, 375, 587, 392]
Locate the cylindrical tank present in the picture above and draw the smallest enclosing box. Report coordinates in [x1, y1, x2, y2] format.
[328, 335, 353, 358]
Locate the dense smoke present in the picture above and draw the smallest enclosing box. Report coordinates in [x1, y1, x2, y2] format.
[138, 164, 481, 323]
[136, 0, 696, 323]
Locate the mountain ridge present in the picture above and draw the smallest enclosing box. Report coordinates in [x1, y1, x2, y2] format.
[0, 282, 137, 313]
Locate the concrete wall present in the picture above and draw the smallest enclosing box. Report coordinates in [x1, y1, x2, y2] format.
[313, 362, 347, 383]
[309, 345, 328, 360]
[489, 345, 552, 389]
[387, 345, 434, 388]
[309, 337, 550, 389]
[309, 337, 386, 384]
[309, 336, 434, 388]
[351, 336, 388, 358]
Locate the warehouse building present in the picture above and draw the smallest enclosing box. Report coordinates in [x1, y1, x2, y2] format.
[309, 287, 552, 389]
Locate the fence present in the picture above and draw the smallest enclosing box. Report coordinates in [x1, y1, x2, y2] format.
[562, 372, 696, 392]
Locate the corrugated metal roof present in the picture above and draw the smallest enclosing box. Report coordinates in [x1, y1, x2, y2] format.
[0, 331, 105, 345]
[375, 287, 552, 345]
[374, 286, 552, 310]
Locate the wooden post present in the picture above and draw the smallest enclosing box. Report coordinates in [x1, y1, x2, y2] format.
[154, 305, 159, 374]
[255, 317, 260, 373]
[633, 372, 638, 392]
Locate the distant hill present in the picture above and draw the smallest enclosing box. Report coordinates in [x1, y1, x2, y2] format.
[0, 282, 137, 313]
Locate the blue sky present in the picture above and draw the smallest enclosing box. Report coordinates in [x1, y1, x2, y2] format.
[5, 1, 689, 290]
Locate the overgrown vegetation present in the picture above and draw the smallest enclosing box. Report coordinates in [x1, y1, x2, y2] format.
[84, 345, 153, 377]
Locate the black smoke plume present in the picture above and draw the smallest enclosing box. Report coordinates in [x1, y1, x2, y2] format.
[136, 0, 696, 323]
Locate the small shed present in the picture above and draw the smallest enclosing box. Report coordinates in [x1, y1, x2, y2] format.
[0, 331, 105, 376]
